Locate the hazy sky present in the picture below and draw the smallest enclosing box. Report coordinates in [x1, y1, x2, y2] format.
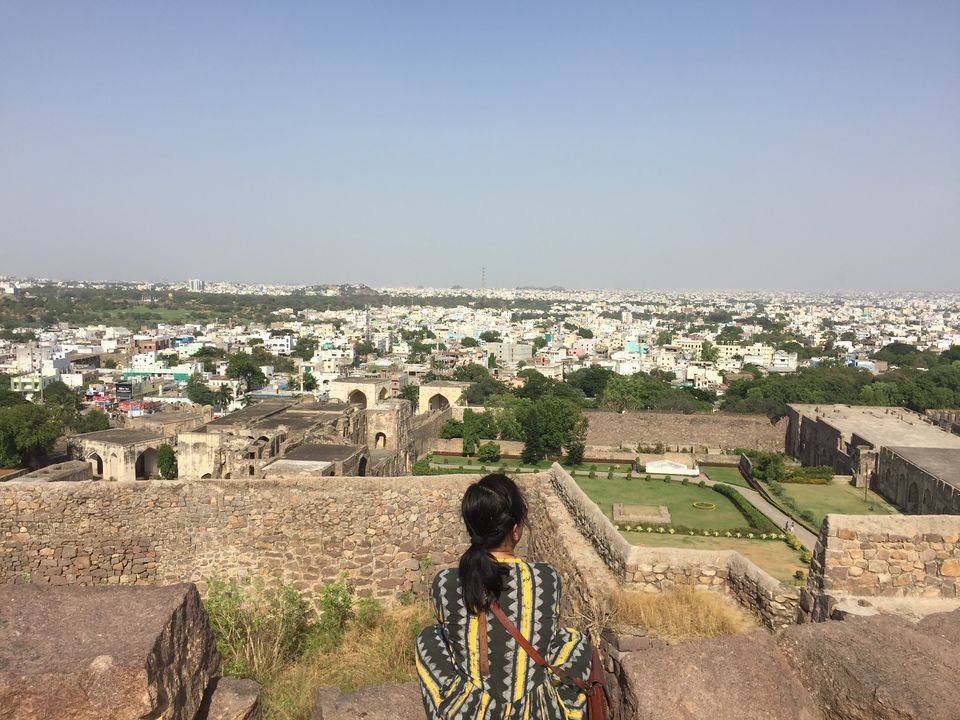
[2, 2, 958, 291]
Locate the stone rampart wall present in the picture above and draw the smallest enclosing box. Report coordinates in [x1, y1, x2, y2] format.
[808, 514, 960, 601]
[0, 475, 509, 601]
[544, 465, 799, 628]
[585, 411, 785, 452]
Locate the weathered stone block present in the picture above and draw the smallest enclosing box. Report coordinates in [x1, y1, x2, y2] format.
[0, 583, 218, 720]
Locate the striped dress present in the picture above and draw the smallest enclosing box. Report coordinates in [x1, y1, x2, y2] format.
[415, 557, 592, 720]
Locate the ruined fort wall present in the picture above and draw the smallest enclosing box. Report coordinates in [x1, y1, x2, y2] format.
[874, 447, 960, 515]
[409, 407, 452, 463]
[585, 411, 785, 452]
[808, 513, 960, 601]
[545, 465, 799, 628]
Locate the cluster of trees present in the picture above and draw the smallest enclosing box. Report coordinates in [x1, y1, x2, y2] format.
[722, 346, 960, 418]
[599, 372, 715, 413]
[0, 377, 109, 468]
[438, 366, 589, 464]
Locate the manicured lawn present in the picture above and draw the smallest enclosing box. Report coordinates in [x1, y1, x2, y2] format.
[432, 456, 634, 474]
[621, 532, 808, 583]
[702, 466, 749, 488]
[780, 481, 898, 529]
[575, 476, 754, 531]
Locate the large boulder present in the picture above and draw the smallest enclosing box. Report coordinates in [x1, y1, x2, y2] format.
[779, 613, 960, 720]
[312, 682, 423, 720]
[619, 630, 823, 720]
[0, 583, 219, 720]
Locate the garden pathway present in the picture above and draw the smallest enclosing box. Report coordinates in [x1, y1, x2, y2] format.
[696, 477, 819, 550]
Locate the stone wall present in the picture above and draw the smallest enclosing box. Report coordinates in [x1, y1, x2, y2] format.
[0, 475, 495, 600]
[874, 446, 960, 515]
[544, 464, 800, 628]
[408, 407, 452, 464]
[807, 514, 960, 603]
[585, 411, 785, 452]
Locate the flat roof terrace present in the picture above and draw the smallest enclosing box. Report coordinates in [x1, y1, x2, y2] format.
[887, 447, 960, 486]
[790, 404, 960, 450]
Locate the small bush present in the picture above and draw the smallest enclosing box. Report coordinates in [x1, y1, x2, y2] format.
[793, 570, 806, 582]
[799, 510, 816, 524]
[625, 472, 633, 481]
[588, 470, 596, 478]
[698, 479, 706, 488]
[800, 550, 813, 564]
[681, 478, 689, 486]
[354, 597, 385, 629]
[477, 441, 501, 463]
[663, 476, 669, 483]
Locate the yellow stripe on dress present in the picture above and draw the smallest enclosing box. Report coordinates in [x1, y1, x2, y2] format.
[448, 678, 473, 716]
[415, 654, 441, 707]
[553, 628, 581, 667]
[477, 691, 491, 720]
[514, 561, 534, 702]
[468, 613, 480, 683]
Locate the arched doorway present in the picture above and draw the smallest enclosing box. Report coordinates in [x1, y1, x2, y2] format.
[428, 393, 450, 411]
[348, 389, 368, 408]
[375, 432, 387, 449]
[358, 457, 368, 476]
[378, 387, 389, 401]
[907, 482, 920, 514]
[88, 453, 103, 477]
[201, 473, 212, 479]
[135, 448, 158, 480]
[108, 452, 120, 480]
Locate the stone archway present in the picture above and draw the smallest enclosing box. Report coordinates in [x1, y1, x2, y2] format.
[378, 387, 389, 401]
[88, 453, 103, 477]
[349, 390, 368, 409]
[135, 447, 158, 480]
[358, 457, 368, 476]
[428, 393, 450, 411]
[375, 432, 387, 449]
[201, 473, 212, 479]
[907, 482, 920, 514]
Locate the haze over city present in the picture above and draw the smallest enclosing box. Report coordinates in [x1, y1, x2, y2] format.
[2, 1, 959, 291]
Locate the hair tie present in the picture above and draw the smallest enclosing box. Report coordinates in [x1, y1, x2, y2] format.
[469, 534, 484, 546]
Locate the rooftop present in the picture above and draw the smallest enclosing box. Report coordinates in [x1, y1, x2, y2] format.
[887, 447, 960, 486]
[789, 404, 960, 450]
[73, 428, 172, 445]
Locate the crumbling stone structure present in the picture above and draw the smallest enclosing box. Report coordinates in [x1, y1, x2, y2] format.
[68, 428, 174, 481]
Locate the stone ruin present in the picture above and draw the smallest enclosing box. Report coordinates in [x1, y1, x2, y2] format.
[4, 465, 960, 719]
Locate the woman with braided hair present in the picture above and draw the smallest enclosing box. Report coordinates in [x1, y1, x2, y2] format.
[415, 473, 594, 719]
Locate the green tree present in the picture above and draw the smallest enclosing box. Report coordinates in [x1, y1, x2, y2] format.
[214, 385, 234, 408]
[0, 404, 62, 468]
[565, 365, 614, 398]
[461, 337, 479, 348]
[226, 353, 267, 390]
[479, 331, 501, 343]
[487, 353, 497, 369]
[156, 443, 178, 479]
[516, 396, 585, 463]
[398, 384, 420, 404]
[301, 372, 318, 392]
[291, 338, 318, 360]
[576, 328, 593, 339]
[701, 340, 719, 362]
[716, 326, 744, 344]
[70, 409, 110, 433]
[41, 381, 81, 424]
[354, 340, 377, 358]
[532, 336, 548, 351]
[655, 330, 674, 346]
[186, 373, 217, 406]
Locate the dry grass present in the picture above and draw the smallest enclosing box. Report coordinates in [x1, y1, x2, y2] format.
[262, 602, 435, 720]
[612, 587, 755, 643]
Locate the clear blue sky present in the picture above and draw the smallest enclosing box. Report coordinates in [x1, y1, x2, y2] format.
[2, 1, 958, 290]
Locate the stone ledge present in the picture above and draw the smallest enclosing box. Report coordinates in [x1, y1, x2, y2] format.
[0, 583, 219, 720]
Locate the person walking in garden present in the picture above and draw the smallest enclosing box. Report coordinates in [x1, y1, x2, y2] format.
[416, 473, 600, 719]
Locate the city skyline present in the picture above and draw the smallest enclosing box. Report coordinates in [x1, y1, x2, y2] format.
[2, 2, 959, 291]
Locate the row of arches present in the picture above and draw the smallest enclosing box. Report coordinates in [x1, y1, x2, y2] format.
[87, 447, 158, 481]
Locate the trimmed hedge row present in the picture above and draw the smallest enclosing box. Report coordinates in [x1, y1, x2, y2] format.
[712, 483, 778, 533]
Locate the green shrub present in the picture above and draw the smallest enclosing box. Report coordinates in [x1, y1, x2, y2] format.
[663, 476, 669, 483]
[314, 580, 353, 652]
[607, 469, 614, 479]
[793, 570, 806, 582]
[681, 478, 689, 486]
[354, 597, 385, 629]
[711, 484, 778, 533]
[800, 550, 813, 564]
[799, 510, 816, 524]
[588, 470, 596, 478]
[477, 441, 501, 463]
[698, 479, 706, 488]
[625, 472, 633, 480]
[204, 577, 313, 679]
[590, 464, 598, 472]
[785, 534, 804, 551]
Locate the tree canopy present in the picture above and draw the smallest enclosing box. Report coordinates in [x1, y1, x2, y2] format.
[0, 404, 61, 468]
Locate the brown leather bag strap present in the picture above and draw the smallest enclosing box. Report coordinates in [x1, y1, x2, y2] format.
[488, 601, 592, 694]
[478, 609, 490, 676]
